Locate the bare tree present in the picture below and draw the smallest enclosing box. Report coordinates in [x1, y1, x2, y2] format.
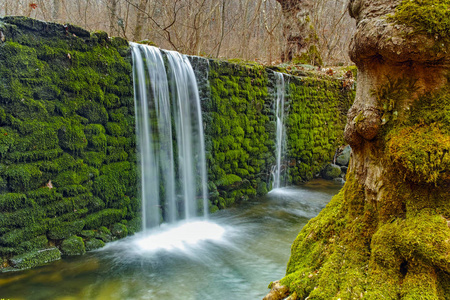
[108, 0, 119, 35]
[0, 0, 354, 65]
[133, 0, 149, 41]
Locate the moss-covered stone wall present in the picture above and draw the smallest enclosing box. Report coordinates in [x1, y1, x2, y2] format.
[286, 76, 353, 183]
[0, 17, 354, 271]
[197, 59, 354, 211]
[0, 17, 139, 270]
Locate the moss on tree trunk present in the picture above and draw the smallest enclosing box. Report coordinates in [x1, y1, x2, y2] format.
[269, 0, 450, 299]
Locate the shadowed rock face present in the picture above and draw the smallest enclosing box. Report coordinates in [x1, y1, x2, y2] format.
[270, 1, 450, 299]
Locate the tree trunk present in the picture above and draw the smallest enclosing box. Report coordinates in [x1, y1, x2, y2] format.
[266, 0, 450, 299]
[133, 0, 149, 41]
[108, 0, 118, 36]
[275, 0, 314, 63]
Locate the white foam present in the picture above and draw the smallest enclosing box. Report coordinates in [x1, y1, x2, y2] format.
[132, 220, 226, 252]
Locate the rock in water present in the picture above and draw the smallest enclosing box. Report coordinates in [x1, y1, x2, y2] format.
[263, 280, 289, 300]
[336, 145, 351, 166]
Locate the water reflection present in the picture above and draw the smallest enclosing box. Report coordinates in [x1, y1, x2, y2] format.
[0, 180, 342, 300]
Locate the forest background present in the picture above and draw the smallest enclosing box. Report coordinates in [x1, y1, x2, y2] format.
[0, 0, 355, 66]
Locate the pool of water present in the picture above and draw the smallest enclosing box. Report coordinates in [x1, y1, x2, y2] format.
[0, 179, 342, 300]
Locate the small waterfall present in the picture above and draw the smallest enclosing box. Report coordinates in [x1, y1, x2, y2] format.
[272, 72, 286, 189]
[131, 43, 209, 231]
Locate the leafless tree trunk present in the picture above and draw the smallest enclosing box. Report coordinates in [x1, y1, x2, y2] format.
[276, 0, 314, 62]
[108, 0, 119, 36]
[133, 0, 149, 41]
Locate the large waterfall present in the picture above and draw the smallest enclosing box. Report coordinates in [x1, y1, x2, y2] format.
[272, 72, 286, 189]
[131, 43, 209, 231]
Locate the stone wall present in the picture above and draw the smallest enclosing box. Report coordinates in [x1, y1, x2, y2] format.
[0, 17, 138, 270]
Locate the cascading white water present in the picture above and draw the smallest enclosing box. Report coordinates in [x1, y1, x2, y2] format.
[131, 43, 209, 231]
[272, 72, 286, 189]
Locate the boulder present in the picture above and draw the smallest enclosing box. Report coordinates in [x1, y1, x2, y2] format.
[336, 145, 351, 166]
[61, 236, 86, 256]
[263, 280, 289, 300]
[321, 164, 342, 180]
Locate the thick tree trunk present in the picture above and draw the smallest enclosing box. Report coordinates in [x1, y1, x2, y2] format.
[266, 0, 450, 299]
[275, 0, 314, 63]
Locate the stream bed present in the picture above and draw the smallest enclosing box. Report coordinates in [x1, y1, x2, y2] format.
[0, 179, 342, 300]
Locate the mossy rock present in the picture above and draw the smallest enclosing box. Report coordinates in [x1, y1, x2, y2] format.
[321, 164, 342, 180]
[60, 235, 86, 256]
[48, 220, 85, 240]
[111, 223, 128, 239]
[9, 248, 61, 270]
[85, 238, 105, 251]
[95, 226, 113, 242]
[126, 217, 142, 235]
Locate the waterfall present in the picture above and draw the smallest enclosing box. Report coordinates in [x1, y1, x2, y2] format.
[131, 43, 209, 231]
[272, 72, 286, 189]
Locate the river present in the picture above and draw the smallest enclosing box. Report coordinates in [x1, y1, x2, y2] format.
[0, 179, 342, 300]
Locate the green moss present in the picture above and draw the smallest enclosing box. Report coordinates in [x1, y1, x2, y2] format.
[95, 226, 113, 242]
[387, 124, 450, 184]
[48, 219, 85, 240]
[126, 217, 142, 235]
[0, 193, 30, 211]
[282, 174, 373, 298]
[84, 209, 126, 229]
[0, 16, 135, 263]
[0, 223, 48, 247]
[282, 71, 450, 298]
[9, 248, 61, 270]
[389, 0, 450, 45]
[58, 121, 88, 152]
[111, 222, 128, 239]
[3, 163, 43, 192]
[292, 44, 323, 67]
[85, 238, 105, 251]
[61, 235, 86, 256]
[286, 78, 353, 183]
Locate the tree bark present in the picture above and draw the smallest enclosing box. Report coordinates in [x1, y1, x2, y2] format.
[133, 0, 149, 41]
[266, 0, 450, 298]
[108, 0, 118, 36]
[275, 0, 314, 63]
